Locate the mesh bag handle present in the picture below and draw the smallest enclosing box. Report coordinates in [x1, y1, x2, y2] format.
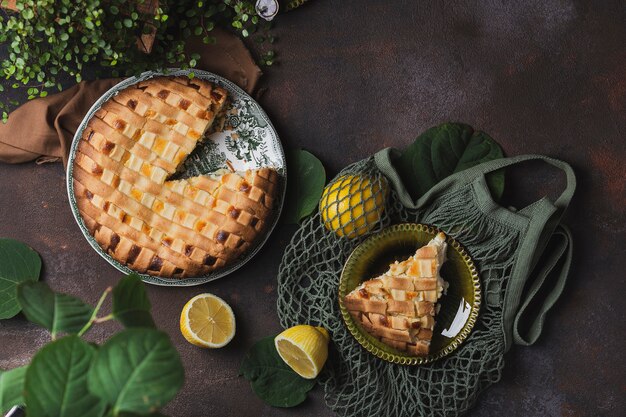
[513, 224, 573, 345]
[375, 149, 576, 213]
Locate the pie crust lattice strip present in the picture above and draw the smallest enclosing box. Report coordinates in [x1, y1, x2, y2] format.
[344, 232, 448, 356]
[72, 76, 279, 278]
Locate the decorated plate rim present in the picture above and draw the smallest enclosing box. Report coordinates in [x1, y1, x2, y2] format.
[338, 223, 481, 365]
[66, 69, 286, 287]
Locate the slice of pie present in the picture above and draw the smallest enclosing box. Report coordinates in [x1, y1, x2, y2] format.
[344, 232, 448, 356]
[72, 76, 279, 278]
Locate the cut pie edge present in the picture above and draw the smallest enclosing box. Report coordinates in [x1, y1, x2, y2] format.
[344, 232, 449, 356]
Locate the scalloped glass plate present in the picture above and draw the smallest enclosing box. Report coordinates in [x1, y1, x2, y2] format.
[338, 223, 481, 365]
[66, 69, 286, 286]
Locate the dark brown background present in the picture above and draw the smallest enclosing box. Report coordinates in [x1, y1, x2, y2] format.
[1, 1, 624, 416]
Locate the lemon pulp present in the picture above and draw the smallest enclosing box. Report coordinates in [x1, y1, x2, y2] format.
[275, 339, 317, 377]
[180, 293, 235, 348]
[275, 325, 329, 379]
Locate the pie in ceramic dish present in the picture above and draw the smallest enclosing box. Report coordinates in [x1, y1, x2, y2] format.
[343, 232, 448, 356]
[72, 76, 279, 278]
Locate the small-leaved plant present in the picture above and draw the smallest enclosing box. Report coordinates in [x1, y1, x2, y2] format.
[0, 0, 275, 121]
[0, 238, 184, 417]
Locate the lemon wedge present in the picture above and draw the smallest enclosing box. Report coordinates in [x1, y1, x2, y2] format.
[274, 325, 329, 379]
[180, 293, 235, 348]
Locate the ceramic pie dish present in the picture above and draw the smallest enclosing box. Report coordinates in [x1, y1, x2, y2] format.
[66, 69, 286, 286]
[338, 223, 481, 365]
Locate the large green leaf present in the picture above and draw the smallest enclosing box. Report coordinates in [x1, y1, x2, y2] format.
[24, 336, 106, 417]
[17, 282, 93, 338]
[112, 273, 155, 328]
[0, 365, 27, 413]
[283, 149, 326, 224]
[396, 123, 505, 201]
[88, 328, 184, 415]
[0, 239, 41, 319]
[239, 335, 316, 407]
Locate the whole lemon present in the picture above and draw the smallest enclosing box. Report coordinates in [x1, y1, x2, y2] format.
[319, 174, 388, 238]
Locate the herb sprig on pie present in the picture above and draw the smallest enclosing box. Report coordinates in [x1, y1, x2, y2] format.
[73, 76, 278, 278]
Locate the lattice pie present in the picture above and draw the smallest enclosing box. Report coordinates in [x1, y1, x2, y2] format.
[72, 76, 279, 278]
[344, 232, 448, 356]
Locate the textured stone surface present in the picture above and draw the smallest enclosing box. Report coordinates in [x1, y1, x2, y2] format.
[0, 1, 624, 416]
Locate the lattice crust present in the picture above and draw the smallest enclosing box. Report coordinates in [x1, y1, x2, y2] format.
[72, 76, 279, 278]
[344, 233, 448, 356]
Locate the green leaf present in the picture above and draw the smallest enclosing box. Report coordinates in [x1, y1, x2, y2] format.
[88, 328, 184, 415]
[0, 366, 27, 413]
[112, 273, 155, 328]
[24, 336, 106, 417]
[0, 239, 41, 319]
[239, 335, 316, 407]
[17, 281, 93, 338]
[282, 149, 326, 224]
[395, 123, 505, 200]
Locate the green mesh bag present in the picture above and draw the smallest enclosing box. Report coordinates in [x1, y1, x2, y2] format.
[277, 148, 576, 417]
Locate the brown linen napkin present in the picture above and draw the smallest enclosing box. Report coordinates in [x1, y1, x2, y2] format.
[0, 27, 262, 166]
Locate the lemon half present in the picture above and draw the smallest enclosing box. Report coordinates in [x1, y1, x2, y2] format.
[275, 325, 329, 379]
[180, 293, 236, 348]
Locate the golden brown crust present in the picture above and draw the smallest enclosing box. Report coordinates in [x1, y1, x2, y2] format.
[344, 234, 448, 356]
[73, 76, 278, 278]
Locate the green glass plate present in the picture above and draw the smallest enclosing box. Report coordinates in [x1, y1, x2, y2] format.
[338, 223, 481, 365]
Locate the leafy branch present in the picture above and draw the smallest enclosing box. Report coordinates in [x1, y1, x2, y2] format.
[0, 241, 183, 417]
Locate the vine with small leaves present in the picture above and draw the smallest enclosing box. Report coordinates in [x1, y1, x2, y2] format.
[0, 0, 276, 121]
